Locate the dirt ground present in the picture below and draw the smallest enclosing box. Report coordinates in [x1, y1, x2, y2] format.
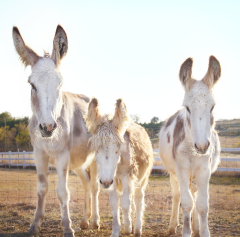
[0, 169, 240, 237]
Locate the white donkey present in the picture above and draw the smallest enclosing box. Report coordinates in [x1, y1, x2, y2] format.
[12, 25, 100, 237]
[159, 56, 221, 237]
[86, 98, 154, 237]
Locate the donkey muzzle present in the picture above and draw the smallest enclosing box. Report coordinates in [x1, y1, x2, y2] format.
[39, 122, 57, 137]
[100, 179, 114, 189]
[194, 140, 210, 154]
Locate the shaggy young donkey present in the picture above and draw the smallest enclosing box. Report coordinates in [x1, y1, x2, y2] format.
[86, 98, 154, 237]
[12, 25, 100, 237]
[159, 56, 221, 237]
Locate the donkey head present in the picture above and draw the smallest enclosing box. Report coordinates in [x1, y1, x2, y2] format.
[179, 56, 221, 154]
[86, 98, 130, 189]
[12, 25, 68, 137]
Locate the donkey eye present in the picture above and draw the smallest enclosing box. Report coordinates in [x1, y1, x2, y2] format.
[30, 83, 37, 92]
[115, 151, 118, 154]
[210, 106, 215, 113]
[186, 106, 191, 114]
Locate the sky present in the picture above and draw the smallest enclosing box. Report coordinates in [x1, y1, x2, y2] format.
[0, 0, 240, 123]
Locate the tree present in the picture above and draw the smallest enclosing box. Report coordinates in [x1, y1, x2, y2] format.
[0, 112, 12, 122]
[151, 117, 159, 124]
[130, 114, 140, 124]
[15, 124, 31, 150]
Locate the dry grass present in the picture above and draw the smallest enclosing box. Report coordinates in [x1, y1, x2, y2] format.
[219, 136, 240, 148]
[0, 169, 240, 236]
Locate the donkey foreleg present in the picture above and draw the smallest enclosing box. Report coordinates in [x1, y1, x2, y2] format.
[169, 173, 180, 234]
[195, 167, 211, 237]
[177, 169, 193, 237]
[56, 150, 74, 237]
[120, 175, 133, 234]
[29, 149, 49, 235]
[90, 162, 100, 230]
[109, 187, 120, 237]
[134, 185, 146, 237]
[74, 167, 91, 229]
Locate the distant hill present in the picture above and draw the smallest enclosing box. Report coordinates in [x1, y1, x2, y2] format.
[216, 119, 240, 136]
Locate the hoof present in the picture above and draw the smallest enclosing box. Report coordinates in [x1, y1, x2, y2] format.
[124, 226, 132, 234]
[168, 227, 176, 235]
[80, 220, 89, 229]
[64, 233, 75, 237]
[29, 225, 40, 234]
[92, 222, 100, 230]
[134, 233, 141, 237]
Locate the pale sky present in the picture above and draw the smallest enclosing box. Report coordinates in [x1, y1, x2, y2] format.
[0, 0, 240, 123]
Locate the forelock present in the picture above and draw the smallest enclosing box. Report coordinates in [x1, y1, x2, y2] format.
[183, 80, 215, 107]
[89, 118, 124, 151]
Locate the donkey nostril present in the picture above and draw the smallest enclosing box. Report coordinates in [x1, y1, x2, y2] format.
[53, 122, 57, 130]
[39, 124, 44, 130]
[100, 180, 102, 184]
[195, 143, 199, 150]
[110, 180, 113, 185]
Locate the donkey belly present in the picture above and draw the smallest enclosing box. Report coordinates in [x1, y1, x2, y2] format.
[69, 145, 90, 170]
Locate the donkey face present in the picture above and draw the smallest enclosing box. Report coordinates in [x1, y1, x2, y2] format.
[95, 141, 121, 189]
[86, 98, 129, 189]
[12, 25, 68, 137]
[179, 56, 221, 154]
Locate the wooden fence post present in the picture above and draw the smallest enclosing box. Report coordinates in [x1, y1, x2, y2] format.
[23, 151, 26, 169]
[8, 151, 11, 168]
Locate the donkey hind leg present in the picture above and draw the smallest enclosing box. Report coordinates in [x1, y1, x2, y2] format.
[177, 170, 193, 237]
[74, 167, 92, 229]
[56, 150, 74, 237]
[89, 162, 100, 230]
[109, 186, 121, 237]
[169, 173, 180, 234]
[191, 181, 200, 237]
[195, 167, 211, 237]
[120, 175, 133, 234]
[29, 149, 49, 234]
[134, 180, 147, 237]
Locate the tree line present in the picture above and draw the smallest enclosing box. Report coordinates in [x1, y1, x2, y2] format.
[0, 112, 164, 152]
[0, 112, 31, 152]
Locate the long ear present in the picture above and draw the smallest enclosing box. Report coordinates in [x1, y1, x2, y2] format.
[202, 55, 221, 88]
[12, 26, 40, 67]
[112, 99, 130, 136]
[86, 98, 102, 134]
[51, 25, 68, 67]
[179, 57, 195, 91]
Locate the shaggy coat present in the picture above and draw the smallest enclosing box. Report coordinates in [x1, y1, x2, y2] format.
[159, 56, 221, 237]
[86, 98, 154, 237]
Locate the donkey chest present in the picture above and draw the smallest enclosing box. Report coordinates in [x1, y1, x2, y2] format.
[177, 151, 212, 172]
[38, 139, 67, 156]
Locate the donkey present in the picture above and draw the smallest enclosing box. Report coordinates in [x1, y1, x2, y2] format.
[12, 25, 100, 237]
[159, 56, 221, 237]
[85, 98, 154, 237]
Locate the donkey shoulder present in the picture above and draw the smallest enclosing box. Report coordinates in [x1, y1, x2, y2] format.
[63, 91, 90, 104]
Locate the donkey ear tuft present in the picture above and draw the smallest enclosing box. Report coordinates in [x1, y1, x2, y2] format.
[112, 99, 129, 136]
[86, 97, 102, 134]
[51, 24, 68, 66]
[202, 55, 221, 88]
[12, 26, 40, 67]
[179, 57, 195, 91]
